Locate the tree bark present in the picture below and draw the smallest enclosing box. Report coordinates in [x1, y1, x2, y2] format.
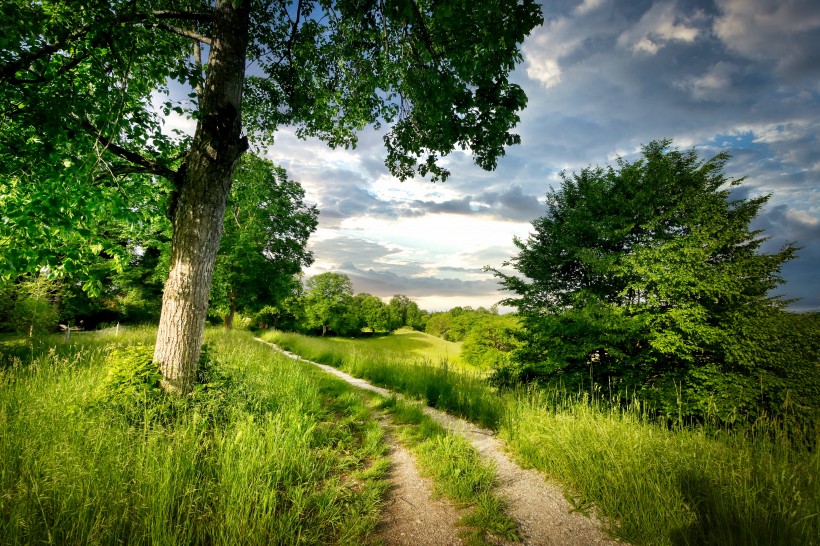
[153, 0, 251, 394]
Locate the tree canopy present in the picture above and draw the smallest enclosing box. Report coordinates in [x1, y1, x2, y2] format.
[1, 0, 543, 391]
[211, 154, 318, 328]
[493, 140, 817, 424]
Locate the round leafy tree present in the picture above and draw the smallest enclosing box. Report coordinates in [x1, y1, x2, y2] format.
[493, 140, 816, 424]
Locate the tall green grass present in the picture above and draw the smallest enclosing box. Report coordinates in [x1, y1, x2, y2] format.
[0, 328, 389, 545]
[263, 329, 820, 546]
[261, 330, 501, 429]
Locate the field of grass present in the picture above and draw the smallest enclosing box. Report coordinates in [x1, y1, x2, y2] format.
[332, 328, 465, 366]
[0, 327, 390, 545]
[262, 329, 501, 429]
[264, 329, 820, 546]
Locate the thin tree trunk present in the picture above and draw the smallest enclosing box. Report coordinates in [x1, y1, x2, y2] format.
[224, 294, 236, 330]
[153, 0, 251, 394]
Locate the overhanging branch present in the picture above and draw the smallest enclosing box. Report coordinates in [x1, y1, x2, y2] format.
[155, 23, 213, 45]
[71, 114, 177, 180]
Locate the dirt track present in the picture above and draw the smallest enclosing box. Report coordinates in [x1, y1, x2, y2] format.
[256, 339, 619, 545]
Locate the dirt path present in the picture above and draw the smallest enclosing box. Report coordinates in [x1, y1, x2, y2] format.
[257, 340, 619, 545]
[377, 417, 466, 545]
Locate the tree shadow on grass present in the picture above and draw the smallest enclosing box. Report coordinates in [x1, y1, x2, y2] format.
[670, 470, 804, 546]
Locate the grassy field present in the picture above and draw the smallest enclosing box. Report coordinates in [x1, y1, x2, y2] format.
[262, 329, 501, 429]
[263, 328, 820, 546]
[0, 327, 524, 545]
[330, 328, 465, 366]
[0, 328, 390, 545]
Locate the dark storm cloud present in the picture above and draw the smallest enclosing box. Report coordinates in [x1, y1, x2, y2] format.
[751, 204, 820, 312]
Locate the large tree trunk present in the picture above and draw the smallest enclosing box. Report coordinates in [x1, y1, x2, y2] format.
[153, 1, 251, 394]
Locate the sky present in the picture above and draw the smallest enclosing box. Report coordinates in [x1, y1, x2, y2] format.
[174, 0, 820, 312]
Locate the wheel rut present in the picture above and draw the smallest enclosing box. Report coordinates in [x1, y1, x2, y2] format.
[256, 339, 620, 545]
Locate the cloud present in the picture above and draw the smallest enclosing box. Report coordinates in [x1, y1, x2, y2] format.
[713, 0, 820, 82]
[326, 262, 503, 301]
[751, 204, 820, 311]
[406, 186, 543, 222]
[675, 61, 738, 101]
[617, 1, 702, 55]
[260, 0, 819, 312]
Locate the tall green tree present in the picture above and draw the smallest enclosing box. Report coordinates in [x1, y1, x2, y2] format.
[211, 154, 318, 329]
[354, 293, 391, 334]
[494, 140, 805, 422]
[303, 272, 357, 336]
[1, 0, 543, 392]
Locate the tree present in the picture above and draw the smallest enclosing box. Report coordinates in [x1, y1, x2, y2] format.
[354, 293, 391, 334]
[1, 0, 543, 392]
[303, 272, 357, 336]
[460, 314, 521, 369]
[211, 154, 318, 329]
[3, 274, 59, 335]
[493, 140, 802, 422]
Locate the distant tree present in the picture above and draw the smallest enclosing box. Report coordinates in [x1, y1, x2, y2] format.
[493, 140, 804, 423]
[303, 273, 358, 336]
[406, 304, 429, 331]
[461, 314, 522, 369]
[351, 293, 388, 334]
[211, 155, 318, 329]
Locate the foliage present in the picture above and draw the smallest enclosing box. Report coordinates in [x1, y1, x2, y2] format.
[425, 305, 498, 342]
[387, 294, 428, 331]
[460, 314, 522, 369]
[493, 140, 810, 426]
[353, 293, 391, 333]
[211, 154, 318, 327]
[302, 272, 360, 336]
[1, 274, 60, 335]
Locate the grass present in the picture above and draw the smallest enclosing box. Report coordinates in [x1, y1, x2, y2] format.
[0, 327, 390, 545]
[332, 328, 465, 367]
[263, 328, 820, 546]
[502, 390, 820, 546]
[261, 329, 501, 429]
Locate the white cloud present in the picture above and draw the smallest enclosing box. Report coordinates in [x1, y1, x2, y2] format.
[574, 0, 606, 15]
[617, 1, 700, 55]
[676, 62, 737, 101]
[714, 0, 820, 79]
[522, 16, 586, 89]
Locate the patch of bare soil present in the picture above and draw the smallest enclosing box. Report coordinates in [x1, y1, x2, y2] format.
[377, 419, 466, 546]
[256, 339, 620, 546]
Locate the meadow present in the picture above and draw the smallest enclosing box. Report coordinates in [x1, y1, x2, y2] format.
[0, 327, 525, 545]
[263, 328, 820, 546]
[0, 328, 391, 544]
[2, 325, 817, 545]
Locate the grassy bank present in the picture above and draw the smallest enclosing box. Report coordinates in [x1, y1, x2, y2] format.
[0, 327, 389, 545]
[263, 329, 820, 546]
